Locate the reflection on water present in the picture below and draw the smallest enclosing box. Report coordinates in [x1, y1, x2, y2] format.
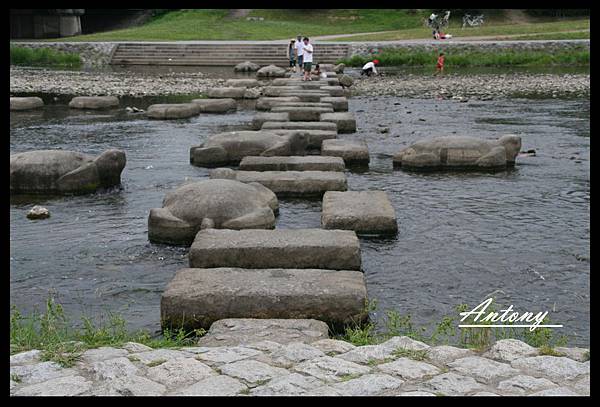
[10, 95, 589, 345]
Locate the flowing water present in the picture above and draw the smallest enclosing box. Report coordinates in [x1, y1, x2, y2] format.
[10, 90, 589, 345]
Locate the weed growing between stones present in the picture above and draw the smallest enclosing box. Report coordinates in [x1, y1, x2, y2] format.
[10, 295, 206, 366]
[392, 348, 428, 361]
[10, 46, 82, 68]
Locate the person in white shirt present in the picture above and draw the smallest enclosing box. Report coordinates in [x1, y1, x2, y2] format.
[295, 34, 304, 72]
[361, 59, 379, 76]
[301, 37, 314, 81]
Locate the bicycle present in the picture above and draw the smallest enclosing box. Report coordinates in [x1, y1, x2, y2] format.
[462, 14, 484, 29]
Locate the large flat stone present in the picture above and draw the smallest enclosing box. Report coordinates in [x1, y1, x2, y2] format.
[147, 103, 200, 119]
[271, 105, 333, 121]
[191, 98, 237, 113]
[269, 129, 337, 149]
[269, 342, 326, 367]
[448, 356, 519, 383]
[10, 97, 44, 111]
[81, 347, 129, 363]
[251, 112, 289, 130]
[377, 358, 441, 380]
[256, 96, 301, 110]
[146, 357, 216, 389]
[250, 373, 325, 395]
[319, 85, 346, 97]
[423, 372, 486, 396]
[225, 79, 260, 88]
[209, 169, 347, 197]
[262, 120, 338, 132]
[293, 356, 371, 382]
[68, 96, 119, 109]
[321, 139, 370, 164]
[14, 375, 93, 396]
[328, 374, 404, 396]
[484, 339, 539, 362]
[10, 350, 42, 365]
[207, 87, 246, 99]
[197, 318, 330, 347]
[320, 112, 357, 133]
[218, 360, 289, 387]
[10, 361, 75, 385]
[511, 356, 589, 381]
[240, 156, 345, 172]
[85, 357, 139, 381]
[189, 228, 360, 270]
[263, 86, 304, 96]
[267, 101, 334, 110]
[161, 268, 368, 330]
[496, 374, 557, 395]
[90, 375, 167, 396]
[320, 96, 349, 111]
[278, 92, 330, 102]
[322, 191, 398, 235]
[192, 346, 262, 365]
[174, 375, 247, 396]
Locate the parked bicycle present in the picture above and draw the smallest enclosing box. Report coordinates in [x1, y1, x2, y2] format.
[462, 13, 485, 28]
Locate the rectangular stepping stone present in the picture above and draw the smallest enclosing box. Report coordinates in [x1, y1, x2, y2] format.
[256, 96, 301, 111]
[225, 79, 260, 88]
[197, 318, 330, 347]
[251, 112, 289, 130]
[319, 86, 346, 97]
[161, 268, 368, 330]
[189, 228, 361, 270]
[147, 103, 200, 119]
[322, 139, 370, 164]
[240, 156, 345, 172]
[207, 87, 246, 99]
[320, 112, 357, 133]
[210, 169, 347, 197]
[191, 98, 236, 113]
[322, 191, 398, 235]
[321, 97, 349, 112]
[271, 106, 333, 121]
[278, 92, 330, 102]
[262, 121, 338, 132]
[269, 129, 337, 149]
[263, 86, 305, 96]
[268, 101, 334, 110]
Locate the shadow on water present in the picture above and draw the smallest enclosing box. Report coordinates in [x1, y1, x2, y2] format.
[9, 89, 590, 345]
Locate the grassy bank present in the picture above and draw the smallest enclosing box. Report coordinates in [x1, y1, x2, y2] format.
[10, 46, 82, 68]
[338, 48, 590, 68]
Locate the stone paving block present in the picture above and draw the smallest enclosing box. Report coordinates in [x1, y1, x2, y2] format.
[293, 356, 371, 382]
[511, 356, 590, 381]
[322, 191, 397, 235]
[397, 391, 436, 396]
[263, 86, 304, 96]
[321, 139, 369, 164]
[320, 112, 357, 133]
[496, 374, 558, 395]
[320, 96, 349, 111]
[422, 372, 486, 396]
[10, 350, 42, 365]
[225, 79, 260, 88]
[10, 361, 75, 385]
[86, 357, 139, 381]
[251, 112, 289, 130]
[218, 359, 289, 387]
[337, 344, 396, 365]
[240, 156, 345, 172]
[270, 342, 326, 367]
[554, 347, 590, 362]
[161, 268, 368, 331]
[484, 339, 539, 362]
[448, 356, 520, 383]
[207, 87, 246, 99]
[268, 101, 334, 110]
[256, 96, 301, 110]
[147, 103, 200, 119]
[90, 375, 167, 396]
[311, 339, 357, 355]
[173, 375, 247, 396]
[426, 345, 474, 366]
[529, 386, 580, 396]
[146, 357, 216, 389]
[379, 336, 430, 352]
[10, 96, 44, 111]
[122, 342, 153, 353]
[378, 358, 441, 380]
[210, 169, 347, 197]
[127, 349, 193, 365]
[191, 98, 237, 113]
[572, 374, 590, 395]
[194, 346, 262, 365]
[261, 120, 338, 132]
[197, 318, 330, 347]
[81, 347, 129, 363]
[329, 374, 404, 396]
[189, 228, 361, 270]
[250, 373, 325, 395]
[14, 375, 92, 396]
[271, 105, 333, 121]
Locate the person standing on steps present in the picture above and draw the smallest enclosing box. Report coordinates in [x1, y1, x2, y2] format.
[302, 37, 314, 81]
[295, 34, 304, 73]
[287, 39, 296, 71]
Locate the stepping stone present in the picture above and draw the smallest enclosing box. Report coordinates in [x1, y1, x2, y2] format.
[207, 87, 246, 99]
[68, 96, 119, 109]
[267, 102, 334, 110]
[322, 191, 398, 235]
[10, 97, 44, 111]
[251, 112, 289, 130]
[256, 96, 301, 110]
[268, 129, 337, 149]
[191, 98, 236, 113]
[320, 112, 357, 133]
[240, 156, 345, 172]
[319, 86, 346, 97]
[210, 168, 347, 197]
[189, 228, 361, 270]
[272, 78, 339, 86]
[161, 268, 368, 330]
[256, 65, 287, 78]
[263, 86, 304, 96]
[321, 97, 349, 112]
[322, 139, 370, 164]
[225, 79, 260, 88]
[197, 318, 330, 346]
[271, 106, 333, 121]
[261, 121, 337, 132]
[147, 103, 200, 119]
[278, 92, 330, 102]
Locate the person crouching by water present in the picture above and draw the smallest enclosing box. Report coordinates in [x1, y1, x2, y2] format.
[435, 52, 445, 75]
[287, 39, 296, 71]
[295, 34, 304, 73]
[302, 37, 314, 81]
[361, 59, 379, 76]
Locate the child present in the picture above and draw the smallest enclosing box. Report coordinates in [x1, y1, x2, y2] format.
[436, 52, 445, 74]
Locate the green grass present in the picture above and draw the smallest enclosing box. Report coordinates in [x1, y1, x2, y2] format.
[10, 296, 206, 367]
[510, 31, 589, 40]
[56, 9, 428, 42]
[10, 46, 82, 68]
[337, 48, 589, 67]
[328, 18, 590, 41]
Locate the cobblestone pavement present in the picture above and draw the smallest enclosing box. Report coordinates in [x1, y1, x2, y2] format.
[10, 337, 589, 396]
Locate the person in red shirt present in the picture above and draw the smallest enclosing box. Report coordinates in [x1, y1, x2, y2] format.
[436, 52, 445, 74]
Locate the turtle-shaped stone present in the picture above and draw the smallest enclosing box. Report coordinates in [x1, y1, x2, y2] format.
[393, 135, 521, 171]
[10, 149, 126, 194]
[148, 179, 278, 245]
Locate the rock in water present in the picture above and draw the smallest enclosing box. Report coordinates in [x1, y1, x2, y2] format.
[68, 96, 119, 110]
[234, 61, 260, 72]
[26, 206, 50, 220]
[148, 179, 278, 246]
[256, 65, 287, 78]
[10, 149, 126, 195]
[333, 63, 345, 73]
[10, 97, 44, 111]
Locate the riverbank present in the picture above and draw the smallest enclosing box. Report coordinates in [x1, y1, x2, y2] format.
[10, 334, 590, 396]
